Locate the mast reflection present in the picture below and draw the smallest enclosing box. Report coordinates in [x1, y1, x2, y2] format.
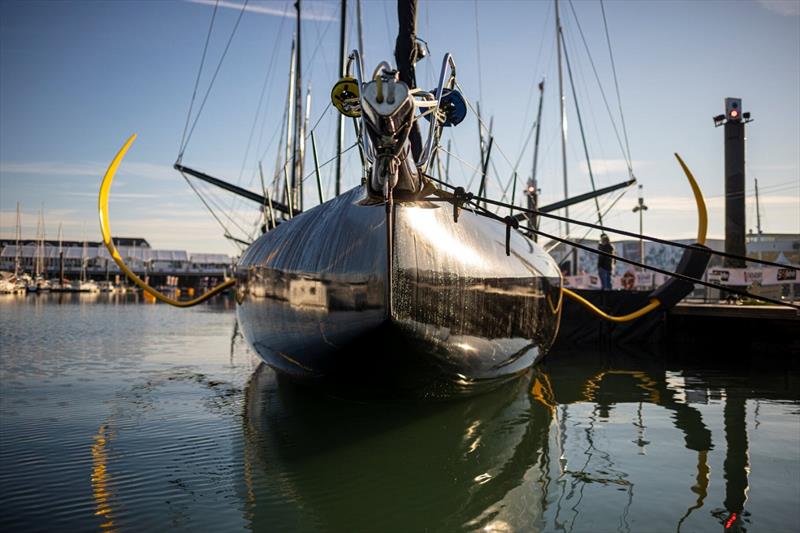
[239, 350, 782, 532]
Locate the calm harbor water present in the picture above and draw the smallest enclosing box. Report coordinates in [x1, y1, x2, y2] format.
[1, 293, 798, 532]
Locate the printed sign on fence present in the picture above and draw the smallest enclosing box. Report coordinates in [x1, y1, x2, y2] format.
[706, 266, 798, 286]
[635, 272, 654, 288]
[761, 267, 798, 285]
[565, 275, 602, 289]
[706, 268, 749, 286]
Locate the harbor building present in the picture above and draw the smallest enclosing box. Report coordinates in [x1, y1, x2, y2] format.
[0, 237, 232, 288]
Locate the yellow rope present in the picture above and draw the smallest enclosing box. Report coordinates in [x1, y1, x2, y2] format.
[562, 288, 661, 322]
[98, 134, 236, 307]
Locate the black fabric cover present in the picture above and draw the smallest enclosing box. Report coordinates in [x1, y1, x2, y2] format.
[650, 243, 711, 308]
[553, 289, 666, 348]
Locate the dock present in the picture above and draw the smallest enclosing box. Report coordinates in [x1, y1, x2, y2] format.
[666, 301, 799, 355]
[554, 289, 799, 355]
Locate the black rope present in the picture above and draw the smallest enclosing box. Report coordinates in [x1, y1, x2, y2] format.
[464, 200, 800, 311]
[441, 180, 798, 272]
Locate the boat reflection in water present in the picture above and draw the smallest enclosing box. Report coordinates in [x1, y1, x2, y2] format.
[237, 186, 561, 391]
[240, 350, 798, 532]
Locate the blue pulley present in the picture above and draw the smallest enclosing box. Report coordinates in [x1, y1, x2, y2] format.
[424, 88, 467, 127]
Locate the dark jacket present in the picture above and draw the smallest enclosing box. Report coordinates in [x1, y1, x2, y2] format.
[598, 242, 614, 271]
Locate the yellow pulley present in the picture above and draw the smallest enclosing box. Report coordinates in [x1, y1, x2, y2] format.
[330, 77, 361, 117]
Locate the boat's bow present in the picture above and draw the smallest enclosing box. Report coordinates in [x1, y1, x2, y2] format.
[235, 183, 561, 387]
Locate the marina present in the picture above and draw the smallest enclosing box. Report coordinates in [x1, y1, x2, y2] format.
[1, 0, 799, 531]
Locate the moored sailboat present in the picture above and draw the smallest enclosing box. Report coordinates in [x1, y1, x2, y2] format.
[98, 0, 797, 392]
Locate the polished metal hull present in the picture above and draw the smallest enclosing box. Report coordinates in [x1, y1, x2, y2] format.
[236, 185, 561, 386]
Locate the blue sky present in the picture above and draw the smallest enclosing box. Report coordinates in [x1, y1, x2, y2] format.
[1, 0, 798, 255]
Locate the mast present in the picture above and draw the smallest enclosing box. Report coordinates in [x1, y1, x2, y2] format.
[356, 0, 366, 68]
[445, 139, 452, 183]
[82, 236, 88, 283]
[395, 0, 423, 162]
[335, 0, 347, 196]
[528, 80, 545, 234]
[555, 0, 573, 273]
[561, 30, 603, 225]
[301, 81, 312, 210]
[754, 177, 762, 235]
[34, 208, 42, 278]
[14, 202, 21, 278]
[292, 0, 304, 212]
[284, 38, 297, 212]
[58, 224, 64, 285]
[41, 208, 47, 279]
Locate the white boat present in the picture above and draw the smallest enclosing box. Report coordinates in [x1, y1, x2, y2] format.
[97, 281, 117, 293]
[27, 277, 51, 293]
[69, 279, 100, 293]
[0, 273, 25, 294]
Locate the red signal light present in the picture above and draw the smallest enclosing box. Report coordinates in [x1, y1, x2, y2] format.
[730, 109, 739, 119]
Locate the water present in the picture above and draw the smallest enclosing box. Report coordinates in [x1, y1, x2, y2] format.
[1, 294, 798, 532]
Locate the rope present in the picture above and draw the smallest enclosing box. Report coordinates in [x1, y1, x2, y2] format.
[424, 172, 796, 272]
[562, 288, 661, 322]
[465, 199, 800, 310]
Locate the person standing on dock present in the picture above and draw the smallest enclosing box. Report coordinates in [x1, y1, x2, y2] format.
[598, 234, 614, 290]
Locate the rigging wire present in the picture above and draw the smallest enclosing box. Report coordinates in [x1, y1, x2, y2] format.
[600, 0, 633, 169]
[179, 171, 245, 252]
[454, 80, 517, 171]
[560, 28, 603, 224]
[473, 0, 484, 105]
[463, 185, 798, 271]
[424, 173, 795, 271]
[228, 2, 290, 216]
[516, 0, 552, 157]
[178, 0, 219, 160]
[566, 0, 631, 176]
[546, 186, 629, 255]
[178, 0, 251, 162]
[195, 180, 254, 237]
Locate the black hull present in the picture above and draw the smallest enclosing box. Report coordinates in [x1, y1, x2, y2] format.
[236, 186, 561, 386]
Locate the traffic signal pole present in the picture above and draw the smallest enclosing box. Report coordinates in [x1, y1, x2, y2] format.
[715, 98, 751, 268]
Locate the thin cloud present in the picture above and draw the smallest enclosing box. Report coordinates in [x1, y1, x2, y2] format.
[0, 161, 175, 181]
[577, 159, 648, 176]
[186, 0, 337, 22]
[62, 192, 161, 199]
[757, 0, 800, 17]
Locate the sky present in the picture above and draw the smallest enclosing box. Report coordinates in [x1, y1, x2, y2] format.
[1, 0, 798, 255]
